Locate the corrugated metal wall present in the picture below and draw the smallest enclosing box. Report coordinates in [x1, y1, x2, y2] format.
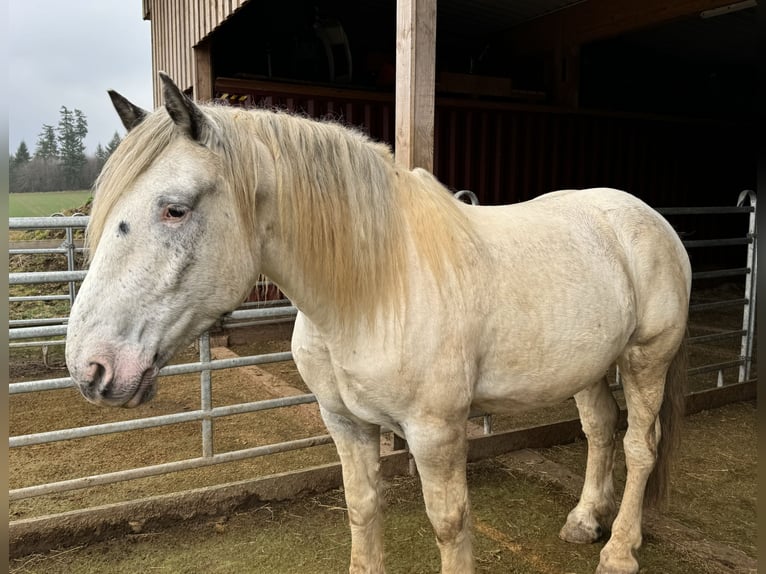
[145, 0, 249, 105]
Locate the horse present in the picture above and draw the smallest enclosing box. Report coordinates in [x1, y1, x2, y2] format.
[65, 73, 690, 574]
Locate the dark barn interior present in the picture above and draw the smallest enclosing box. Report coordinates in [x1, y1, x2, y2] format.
[205, 0, 756, 228]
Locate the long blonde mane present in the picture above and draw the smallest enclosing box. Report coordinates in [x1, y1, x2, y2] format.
[89, 103, 478, 331]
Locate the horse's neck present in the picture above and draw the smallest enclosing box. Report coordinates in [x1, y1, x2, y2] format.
[254, 186, 347, 333]
[256, 159, 405, 336]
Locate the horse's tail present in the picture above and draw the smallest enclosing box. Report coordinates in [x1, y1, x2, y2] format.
[645, 336, 688, 507]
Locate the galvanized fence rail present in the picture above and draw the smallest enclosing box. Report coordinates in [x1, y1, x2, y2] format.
[657, 189, 757, 384]
[9, 216, 86, 349]
[8, 191, 757, 504]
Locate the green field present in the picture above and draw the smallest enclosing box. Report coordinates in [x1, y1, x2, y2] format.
[9, 191, 93, 217]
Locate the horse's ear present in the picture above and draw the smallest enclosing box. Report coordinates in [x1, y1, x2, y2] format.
[159, 71, 214, 143]
[108, 90, 148, 132]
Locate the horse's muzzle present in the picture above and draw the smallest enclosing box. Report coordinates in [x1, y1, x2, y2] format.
[73, 354, 159, 408]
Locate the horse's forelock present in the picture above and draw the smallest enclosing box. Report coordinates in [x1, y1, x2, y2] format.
[86, 110, 177, 260]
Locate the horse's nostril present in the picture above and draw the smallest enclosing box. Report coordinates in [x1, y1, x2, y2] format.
[84, 357, 114, 395]
[86, 361, 105, 384]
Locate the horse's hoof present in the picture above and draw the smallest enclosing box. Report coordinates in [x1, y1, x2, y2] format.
[595, 565, 638, 574]
[559, 520, 603, 544]
[594, 554, 639, 574]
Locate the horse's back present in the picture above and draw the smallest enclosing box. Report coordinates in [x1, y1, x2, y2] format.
[470, 187, 690, 296]
[473, 187, 691, 325]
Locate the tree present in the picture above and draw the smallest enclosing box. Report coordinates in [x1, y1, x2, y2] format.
[105, 131, 122, 158]
[93, 131, 122, 176]
[11, 107, 116, 193]
[57, 106, 88, 188]
[94, 142, 108, 171]
[13, 141, 31, 166]
[34, 124, 58, 160]
[94, 142, 108, 163]
[9, 141, 32, 192]
[82, 155, 104, 187]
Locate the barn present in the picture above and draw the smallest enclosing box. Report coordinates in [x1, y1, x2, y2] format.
[141, 0, 757, 208]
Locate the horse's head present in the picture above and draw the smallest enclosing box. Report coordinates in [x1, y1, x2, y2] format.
[65, 73, 265, 407]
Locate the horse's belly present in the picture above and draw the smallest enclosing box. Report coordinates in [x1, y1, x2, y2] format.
[470, 280, 634, 414]
[471, 337, 624, 414]
[471, 372, 594, 414]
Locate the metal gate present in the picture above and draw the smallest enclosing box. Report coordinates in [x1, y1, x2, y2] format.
[8, 191, 756, 506]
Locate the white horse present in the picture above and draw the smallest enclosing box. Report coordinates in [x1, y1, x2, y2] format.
[66, 73, 690, 574]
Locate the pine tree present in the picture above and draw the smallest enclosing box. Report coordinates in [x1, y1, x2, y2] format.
[105, 131, 122, 157]
[14, 141, 31, 166]
[95, 142, 108, 165]
[34, 124, 58, 160]
[57, 106, 89, 189]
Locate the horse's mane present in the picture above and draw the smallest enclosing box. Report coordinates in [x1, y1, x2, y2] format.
[89, 104, 478, 332]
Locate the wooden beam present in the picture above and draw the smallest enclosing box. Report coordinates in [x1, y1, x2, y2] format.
[395, 0, 437, 171]
[684, 380, 756, 415]
[193, 40, 213, 102]
[504, 0, 742, 55]
[468, 381, 757, 462]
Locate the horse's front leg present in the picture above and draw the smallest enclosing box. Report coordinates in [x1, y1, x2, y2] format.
[406, 419, 474, 574]
[321, 408, 385, 574]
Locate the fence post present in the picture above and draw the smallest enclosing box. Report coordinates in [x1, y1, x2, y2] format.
[737, 190, 757, 383]
[200, 332, 214, 458]
[64, 225, 78, 307]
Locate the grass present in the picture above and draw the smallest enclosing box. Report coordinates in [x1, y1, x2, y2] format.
[9, 191, 91, 322]
[9, 191, 92, 218]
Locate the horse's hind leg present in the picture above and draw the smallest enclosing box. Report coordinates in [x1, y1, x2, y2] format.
[406, 420, 474, 574]
[597, 341, 677, 574]
[561, 376, 619, 544]
[321, 408, 386, 574]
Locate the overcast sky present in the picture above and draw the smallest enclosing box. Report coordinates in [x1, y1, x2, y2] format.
[9, 1, 154, 156]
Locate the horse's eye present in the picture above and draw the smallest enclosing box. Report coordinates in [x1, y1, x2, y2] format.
[162, 204, 189, 221]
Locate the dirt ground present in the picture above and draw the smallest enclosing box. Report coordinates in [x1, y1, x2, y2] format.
[8, 279, 757, 574]
[8, 400, 756, 574]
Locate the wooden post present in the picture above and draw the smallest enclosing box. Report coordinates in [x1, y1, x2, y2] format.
[193, 40, 213, 102]
[553, 44, 580, 109]
[395, 0, 437, 171]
